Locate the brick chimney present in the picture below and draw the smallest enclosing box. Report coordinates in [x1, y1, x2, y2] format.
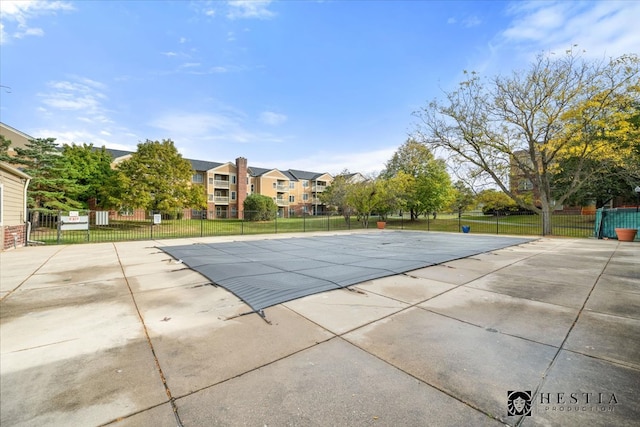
[236, 157, 248, 219]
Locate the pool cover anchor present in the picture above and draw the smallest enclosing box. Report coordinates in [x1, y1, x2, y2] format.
[224, 308, 272, 325]
[257, 309, 272, 325]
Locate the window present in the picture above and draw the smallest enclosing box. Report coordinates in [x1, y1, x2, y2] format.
[518, 179, 533, 191]
[119, 207, 134, 217]
[289, 195, 295, 203]
[302, 180, 309, 187]
[231, 191, 236, 200]
[289, 182, 295, 189]
[192, 173, 203, 183]
[273, 182, 277, 188]
[250, 184, 254, 193]
[208, 177, 213, 185]
[208, 194, 214, 201]
[303, 194, 309, 201]
[231, 175, 236, 184]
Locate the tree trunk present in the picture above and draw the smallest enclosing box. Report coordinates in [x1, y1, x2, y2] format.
[539, 197, 553, 236]
[361, 213, 370, 228]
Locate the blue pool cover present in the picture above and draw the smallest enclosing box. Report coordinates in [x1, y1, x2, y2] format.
[161, 231, 534, 312]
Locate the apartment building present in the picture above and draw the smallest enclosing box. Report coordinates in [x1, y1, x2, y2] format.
[0, 121, 335, 219]
[107, 150, 333, 219]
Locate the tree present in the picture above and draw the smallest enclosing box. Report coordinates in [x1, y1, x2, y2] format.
[11, 137, 84, 211]
[551, 156, 640, 208]
[0, 135, 12, 162]
[414, 50, 640, 234]
[552, 104, 640, 208]
[320, 170, 357, 222]
[343, 174, 411, 227]
[58, 143, 117, 208]
[114, 139, 205, 212]
[375, 172, 413, 220]
[346, 178, 379, 228]
[244, 194, 277, 221]
[476, 189, 519, 215]
[448, 180, 476, 217]
[382, 138, 453, 219]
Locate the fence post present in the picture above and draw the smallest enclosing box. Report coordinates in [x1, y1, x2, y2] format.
[201, 211, 204, 237]
[275, 214, 278, 234]
[57, 210, 62, 244]
[496, 211, 499, 235]
[427, 214, 430, 231]
[458, 214, 461, 232]
[303, 213, 306, 232]
[150, 211, 153, 240]
[327, 214, 330, 231]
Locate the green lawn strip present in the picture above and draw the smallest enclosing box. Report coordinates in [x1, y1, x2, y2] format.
[29, 214, 596, 244]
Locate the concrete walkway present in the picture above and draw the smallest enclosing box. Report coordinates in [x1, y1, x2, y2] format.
[1, 231, 638, 426]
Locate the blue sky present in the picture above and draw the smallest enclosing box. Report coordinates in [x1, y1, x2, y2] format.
[1, 1, 638, 175]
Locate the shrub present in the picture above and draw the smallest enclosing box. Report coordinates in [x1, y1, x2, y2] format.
[244, 194, 278, 221]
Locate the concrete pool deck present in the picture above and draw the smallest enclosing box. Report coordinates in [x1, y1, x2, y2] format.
[1, 230, 639, 426]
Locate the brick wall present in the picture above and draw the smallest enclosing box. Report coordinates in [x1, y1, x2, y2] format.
[236, 157, 248, 219]
[2, 224, 26, 250]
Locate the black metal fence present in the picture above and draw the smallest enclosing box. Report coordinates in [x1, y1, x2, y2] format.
[24, 209, 608, 245]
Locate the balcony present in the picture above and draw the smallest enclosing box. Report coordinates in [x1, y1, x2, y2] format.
[214, 180, 230, 188]
[275, 198, 289, 206]
[214, 196, 230, 204]
[276, 184, 289, 192]
[312, 184, 327, 192]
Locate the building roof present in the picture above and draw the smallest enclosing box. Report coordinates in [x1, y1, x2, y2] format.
[104, 148, 134, 159]
[287, 169, 325, 180]
[102, 148, 222, 171]
[0, 122, 36, 141]
[188, 158, 223, 171]
[248, 166, 272, 177]
[0, 161, 31, 179]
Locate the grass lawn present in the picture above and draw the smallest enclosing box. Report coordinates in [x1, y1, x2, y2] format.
[29, 213, 596, 244]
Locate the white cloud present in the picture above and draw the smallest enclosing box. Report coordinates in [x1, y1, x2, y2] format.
[179, 37, 187, 44]
[14, 26, 44, 39]
[0, 0, 74, 44]
[162, 51, 178, 57]
[148, 110, 286, 156]
[38, 77, 111, 128]
[226, 0, 275, 20]
[498, 1, 640, 60]
[259, 111, 287, 126]
[446, 15, 481, 28]
[462, 16, 481, 28]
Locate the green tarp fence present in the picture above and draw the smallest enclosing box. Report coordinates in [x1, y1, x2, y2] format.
[595, 208, 640, 240]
